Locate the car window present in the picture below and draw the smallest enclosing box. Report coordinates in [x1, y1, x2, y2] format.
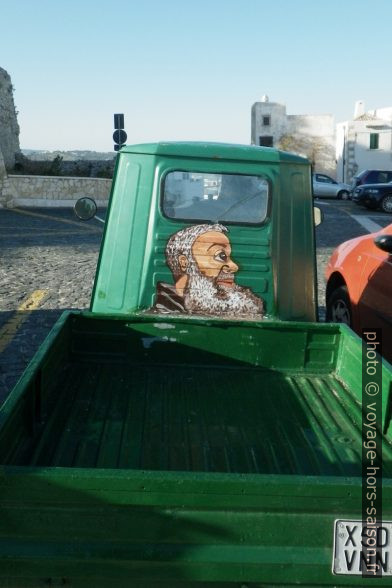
[357, 170, 367, 179]
[315, 174, 333, 183]
[366, 171, 378, 183]
[162, 171, 269, 224]
[378, 172, 390, 183]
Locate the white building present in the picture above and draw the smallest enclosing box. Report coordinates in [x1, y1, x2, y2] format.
[251, 96, 336, 175]
[336, 101, 392, 183]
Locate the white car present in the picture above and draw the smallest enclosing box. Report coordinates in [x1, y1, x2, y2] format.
[312, 173, 351, 200]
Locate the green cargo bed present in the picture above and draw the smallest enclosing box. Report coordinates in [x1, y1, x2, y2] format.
[5, 363, 391, 477]
[0, 312, 392, 586]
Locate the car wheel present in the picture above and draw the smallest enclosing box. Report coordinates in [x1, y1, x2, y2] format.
[337, 190, 349, 200]
[380, 194, 392, 213]
[326, 286, 352, 327]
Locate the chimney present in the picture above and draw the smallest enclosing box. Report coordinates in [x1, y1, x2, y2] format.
[354, 100, 365, 119]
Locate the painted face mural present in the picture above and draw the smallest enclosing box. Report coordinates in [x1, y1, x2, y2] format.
[151, 224, 265, 319]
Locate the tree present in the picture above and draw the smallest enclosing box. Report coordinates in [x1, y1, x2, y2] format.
[277, 134, 326, 168]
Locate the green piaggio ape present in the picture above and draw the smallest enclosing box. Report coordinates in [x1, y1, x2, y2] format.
[0, 142, 391, 586]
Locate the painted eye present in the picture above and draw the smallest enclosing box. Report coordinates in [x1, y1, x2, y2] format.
[214, 251, 227, 262]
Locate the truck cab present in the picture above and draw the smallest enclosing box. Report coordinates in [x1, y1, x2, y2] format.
[92, 142, 317, 322]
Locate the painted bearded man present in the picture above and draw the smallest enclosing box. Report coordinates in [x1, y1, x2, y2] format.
[151, 223, 265, 319]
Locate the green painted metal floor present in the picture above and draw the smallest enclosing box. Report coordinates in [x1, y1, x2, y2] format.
[14, 363, 392, 475]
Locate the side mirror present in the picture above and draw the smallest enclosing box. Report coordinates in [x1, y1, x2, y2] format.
[374, 234, 392, 254]
[314, 206, 323, 227]
[74, 197, 97, 221]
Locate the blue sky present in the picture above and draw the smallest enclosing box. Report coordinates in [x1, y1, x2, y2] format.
[1, 0, 392, 151]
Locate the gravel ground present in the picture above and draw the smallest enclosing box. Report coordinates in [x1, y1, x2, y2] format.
[0, 208, 103, 402]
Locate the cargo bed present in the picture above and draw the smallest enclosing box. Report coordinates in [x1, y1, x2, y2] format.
[2, 312, 392, 475]
[1, 312, 392, 586]
[4, 362, 391, 477]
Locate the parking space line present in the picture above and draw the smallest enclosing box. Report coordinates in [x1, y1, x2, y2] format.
[350, 215, 382, 233]
[9, 208, 102, 233]
[0, 290, 49, 354]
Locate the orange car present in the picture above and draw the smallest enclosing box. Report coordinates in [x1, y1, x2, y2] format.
[325, 223, 392, 363]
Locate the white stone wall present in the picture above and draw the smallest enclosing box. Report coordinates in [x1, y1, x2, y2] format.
[375, 106, 392, 119]
[1, 175, 112, 208]
[336, 105, 392, 183]
[251, 102, 287, 145]
[251, 100, 336, 175]
[352, 122, 392, 181]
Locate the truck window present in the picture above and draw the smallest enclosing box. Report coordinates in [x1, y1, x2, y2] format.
[162, 171, 269, 224]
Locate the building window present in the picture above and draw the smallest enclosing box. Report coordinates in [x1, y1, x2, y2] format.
[370, 133, 379, 149]
[259, 136, 273, 147]
[262, 115, 271, 126]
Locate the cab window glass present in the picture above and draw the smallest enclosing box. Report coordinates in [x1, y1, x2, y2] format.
[162, 172, 269, 224]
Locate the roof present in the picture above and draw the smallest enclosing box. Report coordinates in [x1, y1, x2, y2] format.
[354, 113, 377, 121]
[120, 141, 308, 164]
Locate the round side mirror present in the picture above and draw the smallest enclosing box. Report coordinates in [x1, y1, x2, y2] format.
[374, 234, 392, 254]
[74, 197, 97, 221]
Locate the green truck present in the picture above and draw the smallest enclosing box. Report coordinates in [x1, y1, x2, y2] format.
[0, 142, 391, 586]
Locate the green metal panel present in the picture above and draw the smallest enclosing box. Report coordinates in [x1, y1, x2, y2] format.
[272, 163, 316, 321]
[1, 467, 392, 586]
[91, 142, 316, 321]
[141, 157, 274, 313]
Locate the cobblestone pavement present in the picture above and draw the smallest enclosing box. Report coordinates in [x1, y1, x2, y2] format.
[0, 208, 105, 404]
[0, 202, 390, 405]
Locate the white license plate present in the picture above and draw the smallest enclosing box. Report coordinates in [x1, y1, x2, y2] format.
[333, 520, 392, 576]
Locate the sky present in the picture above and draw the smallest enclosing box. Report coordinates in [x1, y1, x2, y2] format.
[1, 0, 392, 152]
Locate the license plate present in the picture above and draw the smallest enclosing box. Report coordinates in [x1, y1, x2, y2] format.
[333, 520, 392, 576]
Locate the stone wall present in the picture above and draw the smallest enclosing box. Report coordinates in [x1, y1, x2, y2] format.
[251, 98, 336, 176]
[0, 67, 20, 170]
[0, 148, 6, 183]
[1, 175, 112, 208]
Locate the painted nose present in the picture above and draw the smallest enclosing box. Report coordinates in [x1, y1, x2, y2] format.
[225, 258, 238, 273]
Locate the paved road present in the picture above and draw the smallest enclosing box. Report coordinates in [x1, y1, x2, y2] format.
[0, 208, 105, 404]
[0, 202, 390, 405]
